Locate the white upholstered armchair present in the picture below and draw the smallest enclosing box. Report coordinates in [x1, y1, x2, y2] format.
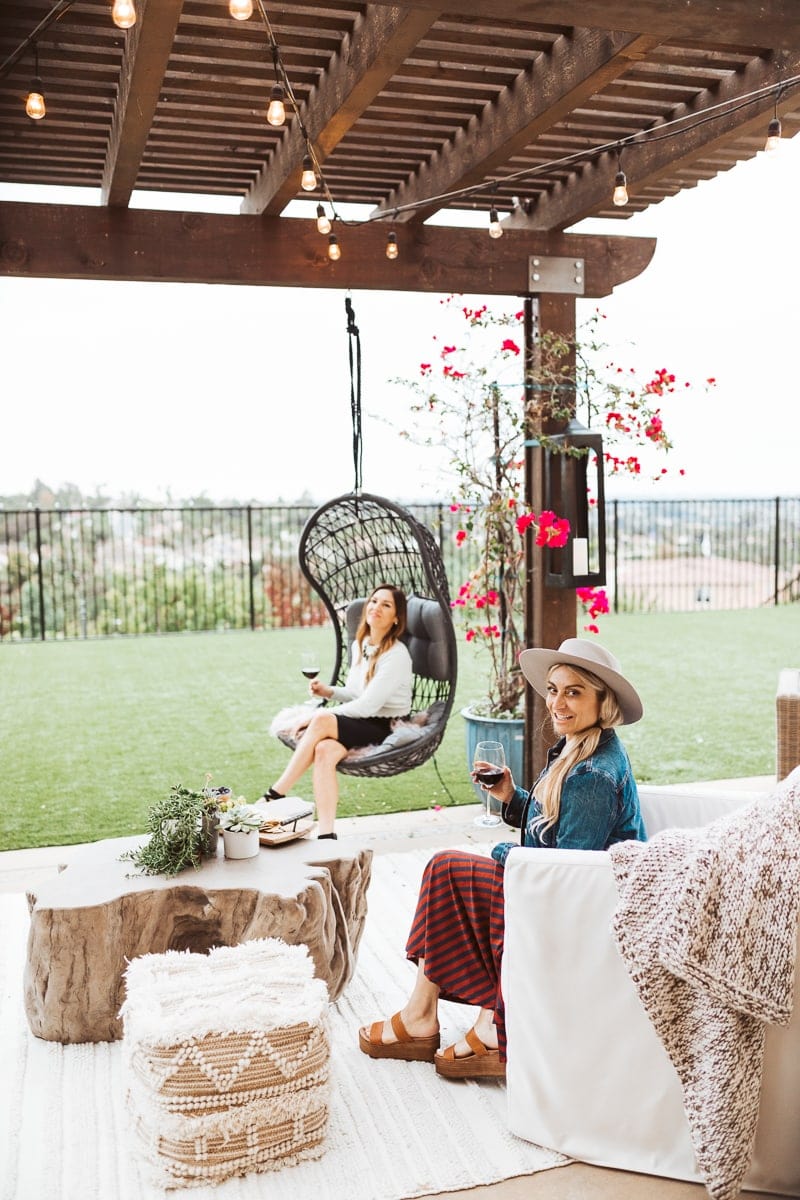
[502, 784, 800, 1197]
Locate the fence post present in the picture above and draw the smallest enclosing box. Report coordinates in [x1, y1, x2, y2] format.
[247, 505, 255, 630]
[774, 496, 781, 607]
[34, 508, 47, 640]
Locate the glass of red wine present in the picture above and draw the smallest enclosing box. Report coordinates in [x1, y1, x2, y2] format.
[472, 740, 505, 828]
[300, 651, 321, 705]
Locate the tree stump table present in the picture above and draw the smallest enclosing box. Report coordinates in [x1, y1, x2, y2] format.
[24, 835, 372, 1044]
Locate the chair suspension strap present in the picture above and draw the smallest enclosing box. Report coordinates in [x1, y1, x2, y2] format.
[345, 295, 363, 495]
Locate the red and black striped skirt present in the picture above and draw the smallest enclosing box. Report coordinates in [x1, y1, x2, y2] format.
[405, 849, 509, 1059]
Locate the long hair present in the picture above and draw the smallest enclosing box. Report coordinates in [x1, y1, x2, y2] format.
[534, 663, 624, 835]
[355, 584, 407, 683]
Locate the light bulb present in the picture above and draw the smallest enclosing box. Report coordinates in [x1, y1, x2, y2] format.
[765, 116, 781, 152]
[385, 231, 399, 260]
[301, 155, 317, 192]
[489, 208, 503, 239]
[111, 0, 137, 29]
[328, 234, 341, 262]
[612, 169, 628, 206]
[266, 85, 286, 127]
[316, 204, 331, 235]
[228, 0, 253, 18]
[25, 79, 45, 120]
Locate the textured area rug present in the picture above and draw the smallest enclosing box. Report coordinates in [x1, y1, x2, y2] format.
[0, 847, 565, 1200]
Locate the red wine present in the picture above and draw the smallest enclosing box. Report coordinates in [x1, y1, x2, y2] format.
[302, 668, 319, 680]
[474, 768, 504, 787]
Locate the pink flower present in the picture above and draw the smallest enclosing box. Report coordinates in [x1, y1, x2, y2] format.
[455, 529, 467, 546]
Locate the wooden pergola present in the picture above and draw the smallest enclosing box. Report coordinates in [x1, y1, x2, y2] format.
[1, 0, 798, 766]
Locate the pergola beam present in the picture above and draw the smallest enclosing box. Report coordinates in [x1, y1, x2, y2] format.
[0, 201, 654, 297]
[375, 29, 661, 225]
[241, 5, 440, 216]
[365, 0, 800, 50]
[101, 0, 185, 208]
[506, 48, 800, 231]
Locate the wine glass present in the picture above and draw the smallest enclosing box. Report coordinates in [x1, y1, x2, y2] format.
[300, 651, 322, 705]
[472, 740, 505, 828]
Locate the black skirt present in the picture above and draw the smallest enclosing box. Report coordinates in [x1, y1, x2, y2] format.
[334, 713, 394, 749]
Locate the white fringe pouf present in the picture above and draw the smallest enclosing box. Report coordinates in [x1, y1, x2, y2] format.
[120, 938, 330, 1189]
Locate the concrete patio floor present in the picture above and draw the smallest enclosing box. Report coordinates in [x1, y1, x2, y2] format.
[2, 776, 782, 1200]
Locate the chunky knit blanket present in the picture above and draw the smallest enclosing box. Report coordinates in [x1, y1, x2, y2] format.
[609, 768, 800, 1200]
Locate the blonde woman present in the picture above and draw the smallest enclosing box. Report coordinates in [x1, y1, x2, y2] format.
[263, 584, 412, 839]
[358, 639, 644, 1079]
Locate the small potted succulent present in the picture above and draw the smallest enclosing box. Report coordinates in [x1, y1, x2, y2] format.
[219, 802, 264, 860]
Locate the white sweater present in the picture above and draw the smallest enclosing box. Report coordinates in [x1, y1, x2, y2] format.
[329, 640, 413, 719]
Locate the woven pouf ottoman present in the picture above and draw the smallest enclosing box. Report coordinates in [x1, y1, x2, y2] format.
[120, 937, 330, 1189]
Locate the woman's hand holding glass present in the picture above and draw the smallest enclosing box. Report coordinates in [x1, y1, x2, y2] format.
[472, 741, 509, 828]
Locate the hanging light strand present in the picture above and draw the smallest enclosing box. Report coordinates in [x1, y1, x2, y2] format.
[25, 44, 45, 120]
[765, 87, 783, 151]
[612, 146, 629, 206]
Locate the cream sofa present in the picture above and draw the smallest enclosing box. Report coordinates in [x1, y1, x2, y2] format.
[502, 784, 800, 1196]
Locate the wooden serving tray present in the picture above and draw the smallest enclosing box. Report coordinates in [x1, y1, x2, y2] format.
[258, 818, 314, 846]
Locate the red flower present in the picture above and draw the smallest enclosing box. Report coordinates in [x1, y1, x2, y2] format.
[501, 338, 520, 355]
[455, 529, 467, 545]
[515, 512, 537, 536]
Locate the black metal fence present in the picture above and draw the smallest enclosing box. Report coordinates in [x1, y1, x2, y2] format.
[1, 497, 797, 642]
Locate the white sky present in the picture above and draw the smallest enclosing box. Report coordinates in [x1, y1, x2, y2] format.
[1, 131, 798, 506]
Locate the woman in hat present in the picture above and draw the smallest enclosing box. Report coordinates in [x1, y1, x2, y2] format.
[358, 638, 645, 1080]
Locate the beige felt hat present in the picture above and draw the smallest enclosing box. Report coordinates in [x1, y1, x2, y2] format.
[518, 638, 643, 725]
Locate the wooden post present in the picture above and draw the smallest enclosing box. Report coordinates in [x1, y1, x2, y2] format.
[523, 293, 578, 782]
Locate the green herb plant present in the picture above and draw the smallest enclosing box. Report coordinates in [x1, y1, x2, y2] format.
[121, 782, 219, 877]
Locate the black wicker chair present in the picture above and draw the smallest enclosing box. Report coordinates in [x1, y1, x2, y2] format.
[278, 492, 458, 778]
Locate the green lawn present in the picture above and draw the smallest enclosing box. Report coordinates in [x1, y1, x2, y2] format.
[2, 607, 794, 851]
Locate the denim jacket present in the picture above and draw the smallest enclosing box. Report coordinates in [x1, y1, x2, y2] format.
[491, 728, 645, 867]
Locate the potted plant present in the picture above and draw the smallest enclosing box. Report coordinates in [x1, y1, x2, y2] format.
[121, 782, 223, 877]
[394, 297, 708, 784]
[219, 802, 265, 860]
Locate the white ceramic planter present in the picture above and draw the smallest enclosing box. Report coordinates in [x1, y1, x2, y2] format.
[221, 828, 260, 860]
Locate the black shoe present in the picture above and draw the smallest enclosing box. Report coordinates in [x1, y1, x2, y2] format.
[260, 787, 285, 801]
[317, 832, 338, 840]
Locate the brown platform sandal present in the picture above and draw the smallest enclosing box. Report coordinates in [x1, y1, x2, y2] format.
[358, 1011, 440, 1062]
[434, 1026, 506, 1080]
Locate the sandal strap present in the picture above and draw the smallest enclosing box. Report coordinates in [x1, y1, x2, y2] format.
[465, 1026, 489, 1057]
[390, 1011, 410, 1042]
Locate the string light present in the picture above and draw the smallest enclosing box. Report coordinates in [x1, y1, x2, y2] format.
[327, 233, 341, 261]
[385, 230, 399, 259]
[315, 204, 331, 235]
[489, 208, 503, 238]
[265, 42, 285, 126]
[300, 154, 317, 192]
[612, 148, 629, 206]
[111, 0, 136, 29]
[25, 45, 45, 120]
[765, 97, 782, 152]
[228, 0, 253, 18]
[266, 84, 285, 126]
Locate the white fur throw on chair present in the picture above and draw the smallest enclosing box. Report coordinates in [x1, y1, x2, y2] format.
[120, 938, 330, 1189]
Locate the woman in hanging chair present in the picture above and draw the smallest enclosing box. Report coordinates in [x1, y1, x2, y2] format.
[263, 584, 413, 838]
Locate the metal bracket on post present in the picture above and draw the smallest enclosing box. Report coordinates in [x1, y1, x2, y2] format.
[528, 256, 585, 295]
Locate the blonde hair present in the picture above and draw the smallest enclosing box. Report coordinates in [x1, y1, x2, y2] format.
[534, 663, 624, 835]
[355, 584, 407, 684]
